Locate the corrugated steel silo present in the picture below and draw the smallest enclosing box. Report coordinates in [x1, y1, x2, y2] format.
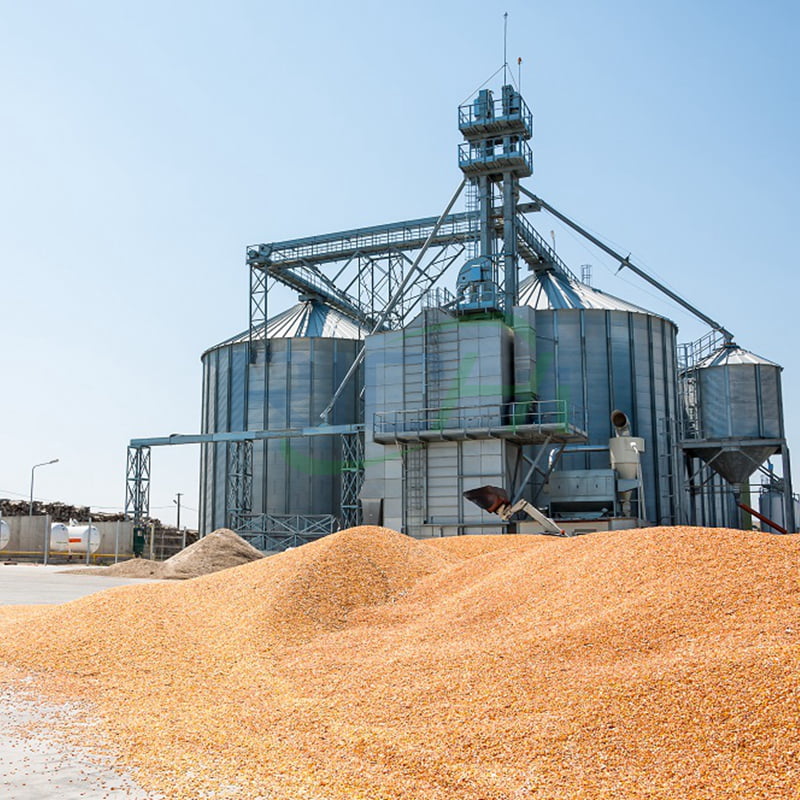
[684, 344, 784, 484]
[520, 270, 679, 523]
[199, 300, 364, 534]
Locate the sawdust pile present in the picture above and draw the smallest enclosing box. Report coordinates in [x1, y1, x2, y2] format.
[1, 525, 798, 799]
[61, 528, 265, 580]
[159, 527, 265, 579]
[91, 558, 163, 578]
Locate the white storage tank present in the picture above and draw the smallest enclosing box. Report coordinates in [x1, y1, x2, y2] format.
[0, 520, 9, 551]
[50, 523, 101, 554]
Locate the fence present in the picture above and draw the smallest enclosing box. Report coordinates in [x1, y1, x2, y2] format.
[0, 517, 135, 564]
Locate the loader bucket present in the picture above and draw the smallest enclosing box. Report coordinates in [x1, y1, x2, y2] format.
[463, 485, 510, 515]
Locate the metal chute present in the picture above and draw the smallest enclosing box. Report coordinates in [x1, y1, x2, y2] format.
[463, 486, 565, 535]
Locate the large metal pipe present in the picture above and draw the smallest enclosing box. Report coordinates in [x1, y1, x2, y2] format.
[519, 187, 735, 342]
[320, 178, 468, 422]
[737, 501, 788, 535]
[611, 409, 631, 437]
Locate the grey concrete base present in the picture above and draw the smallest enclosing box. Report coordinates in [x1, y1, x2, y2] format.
[0, 566, 166, 797]
[0, 682, 162, 799]
[0, 564, 163, 606]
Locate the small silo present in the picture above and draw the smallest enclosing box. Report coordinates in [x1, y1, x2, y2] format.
[759, 484, 800, 533]
[519, 270, 680, 524]
[199, 298, 364, 536]
[683, 344, 785, 486]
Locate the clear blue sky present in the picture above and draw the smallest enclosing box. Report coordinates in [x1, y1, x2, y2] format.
[2, 0, 798, 529]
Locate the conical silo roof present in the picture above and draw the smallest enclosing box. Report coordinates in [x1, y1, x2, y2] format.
[518, 270, 666, 315]
[203, 300, 366, 357]
[261, 300, 367, 339]
[695, 344, 780, 370]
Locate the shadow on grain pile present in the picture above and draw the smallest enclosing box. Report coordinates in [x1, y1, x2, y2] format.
[1, 525, 799, 800]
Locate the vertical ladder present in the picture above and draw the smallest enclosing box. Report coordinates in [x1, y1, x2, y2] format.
[657, 417, 683, 524]
[422, 307, 443, 411]
[402, 443, 427, 536]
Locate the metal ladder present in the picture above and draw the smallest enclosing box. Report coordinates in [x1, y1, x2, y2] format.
[402, 443, 427, 535]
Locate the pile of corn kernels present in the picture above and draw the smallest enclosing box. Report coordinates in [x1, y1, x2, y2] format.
[0, 525, 797, 799]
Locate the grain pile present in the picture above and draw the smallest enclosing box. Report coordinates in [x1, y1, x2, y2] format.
[0, 525, 798, 799]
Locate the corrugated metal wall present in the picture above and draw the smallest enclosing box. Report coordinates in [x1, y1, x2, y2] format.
[199, 336, 362, 534]
[534, 308, 679, 524]
[363, 312, 518, 536]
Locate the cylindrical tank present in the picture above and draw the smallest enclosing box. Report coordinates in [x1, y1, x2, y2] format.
[50, 523, 100, 554]
[688, 344, 784, 484]
[759, 488, 800, 533]
[0, 520, 10, 551]
[520, 271, 679, 524]
[199, 300, 365, 534]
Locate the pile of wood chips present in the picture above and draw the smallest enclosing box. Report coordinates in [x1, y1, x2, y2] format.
[62, 528, 265, 580]
[0, 524, 798, 799]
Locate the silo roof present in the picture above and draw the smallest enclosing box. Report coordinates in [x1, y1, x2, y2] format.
[203, 301, 366, 356]
[263, 301, 367, 339]
[519, 271, 665, 316]
[696, 344, 780, 369]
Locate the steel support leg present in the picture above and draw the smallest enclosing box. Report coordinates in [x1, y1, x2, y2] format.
[340, 431, 365, 529]
[781, 445, 796, 533]
[227, 440, 253, 532]
[125, 446, 151, 526]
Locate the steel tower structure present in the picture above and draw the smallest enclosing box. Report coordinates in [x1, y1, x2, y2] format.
[125, 77, 795, 540]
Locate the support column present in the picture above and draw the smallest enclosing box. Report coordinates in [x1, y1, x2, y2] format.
[340, 431, 365, 529]
[227, 440, 254, 531]
[502, 170, 518, 319]
[781, 445, 796, 533]
[125, 446, 151, 526]
[249, 263, 268, 363]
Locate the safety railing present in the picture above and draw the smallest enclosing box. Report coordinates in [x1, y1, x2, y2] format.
[677, 329, 727, 372]
[374, 399, 578, 437]
[458, 93, 533, 138]
[516, 214, 580, 282]
[250, 212, 478, 269]
[458, 139, 533, 176]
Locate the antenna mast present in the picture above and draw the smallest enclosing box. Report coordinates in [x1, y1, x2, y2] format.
[503, 12, 508, 84]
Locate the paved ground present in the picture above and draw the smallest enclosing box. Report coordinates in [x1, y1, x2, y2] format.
[0, 563, 162, 605]
[0, 564, 164, 798]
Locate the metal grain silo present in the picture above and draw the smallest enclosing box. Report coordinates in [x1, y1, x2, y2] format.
[519, 270, 679, 524]
[684, 344, 784, 485]
[199, 299, 364, 535]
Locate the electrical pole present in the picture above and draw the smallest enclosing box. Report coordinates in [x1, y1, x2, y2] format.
[173, 492, 183, 532]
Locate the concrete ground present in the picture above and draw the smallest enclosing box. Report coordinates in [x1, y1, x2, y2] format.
[0, 563, 163, 605]
[0, 564, 164, 798]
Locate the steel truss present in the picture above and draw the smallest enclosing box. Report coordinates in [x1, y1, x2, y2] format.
[230, 513, 338, 552]
[226, 440, 253, 527]
[128, 425, 366, 546]
[340, 431, 365, 529]
[246, 205, 574, 344]
[124, 446, 151, 525]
